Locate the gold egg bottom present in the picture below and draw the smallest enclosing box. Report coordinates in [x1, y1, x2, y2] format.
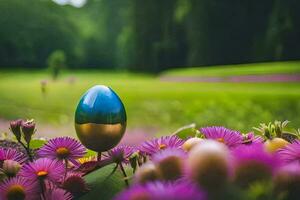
[75, 122, 126, 152]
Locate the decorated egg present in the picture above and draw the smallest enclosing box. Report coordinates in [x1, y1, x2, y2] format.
[75, 85, 127, 152]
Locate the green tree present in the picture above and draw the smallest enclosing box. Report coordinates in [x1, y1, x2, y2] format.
[186, 0, 273, 66]
[47, 50, 66, 80]
[0, 0, 79, 68]
[130, 0, 183, 72]
[264, 0, 300, 61]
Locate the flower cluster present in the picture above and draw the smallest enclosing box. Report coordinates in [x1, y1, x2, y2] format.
[0, 120, 90, 200]
[1, 119, 300, 200]
[115, 123, 300, 200]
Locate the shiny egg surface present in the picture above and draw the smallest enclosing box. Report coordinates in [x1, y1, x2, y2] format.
[75, 85, 126, 152]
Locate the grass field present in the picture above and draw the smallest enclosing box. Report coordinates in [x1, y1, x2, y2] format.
[163, 61, 300, 77]
[0, 61, 300, 136]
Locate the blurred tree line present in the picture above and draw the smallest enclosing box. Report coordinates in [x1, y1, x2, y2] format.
[0, 0, 299, 72]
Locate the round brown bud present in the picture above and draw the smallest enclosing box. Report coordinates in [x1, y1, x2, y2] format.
[182, 137, 203, 152]
[187, 140, 230, 191]
[134, 162, 160, 184]
[3, 160, 21, 177]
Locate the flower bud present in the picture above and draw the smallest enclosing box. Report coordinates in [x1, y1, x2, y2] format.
[264, 127, 271, 139]
[134, 162, 160, 184]
[21, 120, 36, 144]
[10, 119, 23, 141]
[232, 147, 276, 188]
[264, 138, 289, 153]
[274, 121, 282, 137]
[273, 164, 300, 200]
[187, 140, 230, 191]
[129, 152, 139, 172]
[153, 149, 186, 181]
[2, 160, 21, 177]
[182, 137, 203, 151]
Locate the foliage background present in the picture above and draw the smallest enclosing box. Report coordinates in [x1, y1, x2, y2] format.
[0, 0, 299, 72]
[0, 0, 299, 138]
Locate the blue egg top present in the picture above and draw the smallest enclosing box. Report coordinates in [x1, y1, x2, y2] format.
[75, 85, 127, 124]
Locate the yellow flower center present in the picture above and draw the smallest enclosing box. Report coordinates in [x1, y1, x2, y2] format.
[217, 138, 225, 143]
[56, 147, 70, 159]
[78, 156, 95, 164]
[78, 158, 87, 164]
[159, 144, 167, 150]
[6, 184, 25, 200]
[37, 170, 48, 178]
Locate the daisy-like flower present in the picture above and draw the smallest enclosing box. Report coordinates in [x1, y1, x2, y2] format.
[104, 145, 135, 164]
[200, 126, 243, 148]
[114, 181, 206, 200]
[38, 137, 86, 165]
[0, 147, 27, 167]
[0, 177, 39, 200]
[61, 172, 89, 196]
[44, 185, 73, 200]
[139, 135, 184, 156]
[232, 143, 279, 187]
[277, 140, 300, 165]
[242, 132, 264, 145]
[20, 158, 65, 183]
[152, 148, 187, 181]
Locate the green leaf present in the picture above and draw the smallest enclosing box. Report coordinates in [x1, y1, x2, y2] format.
[30, 139, 46, 149]
[78, 164, 130, 200]
[173, 123, 198, 139]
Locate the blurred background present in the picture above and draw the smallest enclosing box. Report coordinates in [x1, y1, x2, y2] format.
[1, 0, 300, 70]
[0, 0, 299, 141]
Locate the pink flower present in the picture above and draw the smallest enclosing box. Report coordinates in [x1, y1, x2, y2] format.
[114, 181, 206, 200]
[0, 147, 27, 167]
[232, 143, 279, 187]
[0, 177, 39, 200]
[44, 185, 72, 200]
[20, 158, 64, 183]
[139, 135, 184, 156]
[61, 172, 89, 196]
[104, 145, 135, 164]
[38, 137, 86, 165]
[200, 126, 243, 148]
[277, 140, 300, 165]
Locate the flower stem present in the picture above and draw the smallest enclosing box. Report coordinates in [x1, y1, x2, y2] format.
[64, 159, 68, 181]
[18, 140, 33, 161]
[119, 163, 129, 187]
[39, 180, 46, 200]
[104, 164, 118, 181]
